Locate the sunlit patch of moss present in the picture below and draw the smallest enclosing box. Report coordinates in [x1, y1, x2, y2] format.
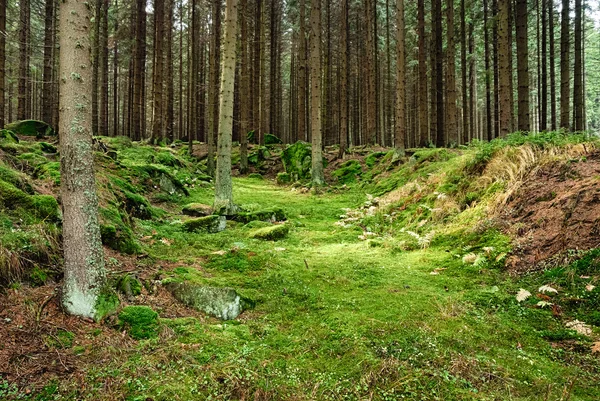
[118, 306, 160, 340]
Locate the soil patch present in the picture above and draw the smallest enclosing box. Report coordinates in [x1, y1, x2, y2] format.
[503, 152, 600, 274]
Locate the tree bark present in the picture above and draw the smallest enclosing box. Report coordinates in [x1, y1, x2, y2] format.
[516, 0, 530, 131]
[394, 0, 405, 155]
[560, 0, 570, 129]
[215, 0, 238, 213]
[165, 0, 174, 142]
[99, 0, 109, 136]
[549, 0, 556, 130]
[239, 0, 249, 172]
[18, 0, 30, 120]
[59, 0, 106, 319]
[446, 0, 458, 145]
[310, 0, 324, 185]
[365, 0, 377, 144]
[92, 0, 101, 134]
[297, 0, 307, 142]
[573, 0, 583, 131]
[461, 0, 469, 143]
[498, 0, 511, 136]
[151, 0, 165, 143]
[339, 0, 349, 157]
[208, 0, 222, 175]
[417, 0, 428, 146]
[0, 0, 4, 127]
[541, 0, 548, 131]
[41, 0, 55, 126]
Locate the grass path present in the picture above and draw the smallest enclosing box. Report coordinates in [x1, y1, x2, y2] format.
[92, 177, 598, 401]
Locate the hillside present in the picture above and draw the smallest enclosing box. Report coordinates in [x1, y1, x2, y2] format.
[0, 132, 599, 400]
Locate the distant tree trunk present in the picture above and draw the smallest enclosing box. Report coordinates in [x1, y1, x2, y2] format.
[433, 0, 444, 147]
[99, 0, 109, 136]
[151, 0, 165, 143]
[41, 0, 55, 126]
[208, 0, 222, 175]
[338, 0, 349, 157]
[484, 0, 492, 140]
[516, 0, 530, 131]
[239, 0, 249, 172]
[132, 0, 147, 140]
[113, 0, 119, 137]
[258, 0, 267, 145]
[178, 0, 183, 139]
[166, 0, 174, 142]
[394, 0, 405, 155]
[573, 0, 583, 131]
[310, 0, 324, 185]
[215, 0, 238, 213]
[0, 0, 4, 127]
[18, 0, 30, 120]
[365, 0, 377, 144]
[560, 0, 571, 130]
[498, 0, 511, 136]
[540, 0, 548, 131]
[92, 0, 101, 134]
[493, 0, 499, 138]
[549, 0, 556, 130]
[297, 0, 307, 142]
[417, 0, 428, 146]
[188, 0, 197, 154]
[446, 0, 458, 145]
[59, 0, 106, 319]
[461, 0, 469, 143]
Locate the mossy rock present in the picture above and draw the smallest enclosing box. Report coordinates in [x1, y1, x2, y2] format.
[332, 159, 363, 184]
[165, 282, 254, 320]
[249, 224, 289, 241]
[247, 173, 264, 180]
[182, 215, 226, 233]
[17, 152, 49, 169]
[0, 163, 33, 194]
[276, 172, 291, 185]
[99, 208, 141, 254]
[0, 129, 18, 143]
[152, 151, 183, 167]
[233, 208, 287, 224]
[118, 306, 159, 340]
[116, 274, 143, 297]
[0, 180, 59, 221]
[264, 133, 283, 145]
[244, 220, 272, 229]
[248, 147, 271, 165]
[365, 151, 389, 167]
[281, 141, 312, 180]
[34, 161, 61, 185]
[182, 203, 212, 217]
[39, 142, 58, 154]
[4, 120, 54, 138]
[120, 190, 153, 220]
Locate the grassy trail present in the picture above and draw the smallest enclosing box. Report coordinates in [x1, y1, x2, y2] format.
[95, 177, 598, 401]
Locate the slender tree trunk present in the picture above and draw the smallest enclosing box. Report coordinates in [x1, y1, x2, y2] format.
[188, 0, 197, 153]
[365, 0, 377, 144]
[573, 0, 583, 131]
[0, 0, 4, 127]
[166, 0, 174, 142]
[239, 0, 249, 172]
[516, 0, 530, 131]
[41, 0, 55, 125]
[446, 0, 458, 145]
[493, 0, 499, 138]
[484, 0, 492, 140]
[498, 0, 511, 136]
[394, 0, 406, 155]
[461, 0, 469, 143]
[339, 0, 349, 157]
[541, 0, 548, 131]
[178, 0, 183, 139]
[433, 0, 444, 146]
[549, 0, 556, 130]
[99, 0, 109, 136]
[297, 0, 307, 142]
[18, 0, 30, 120]
[310, 0, 324, 185]
[92, 0, 101, 134]
[208, 0, 222, 175]
[215, 0, 238, 213]
[417, 0, 428, 146]
[151, 0, 165, 143]
[59, 0, 106, 319]
[113, 0, 119, 137]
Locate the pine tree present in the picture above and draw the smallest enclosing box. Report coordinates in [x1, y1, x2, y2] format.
[310, 0, 324, 185]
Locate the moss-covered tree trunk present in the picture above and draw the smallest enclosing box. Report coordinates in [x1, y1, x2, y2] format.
[214, 0, 238, 214]
[310, 0, 324, 186]
[59, 0, 106, 319]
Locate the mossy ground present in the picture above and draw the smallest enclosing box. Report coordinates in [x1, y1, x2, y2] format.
[2, 133, 599, 400]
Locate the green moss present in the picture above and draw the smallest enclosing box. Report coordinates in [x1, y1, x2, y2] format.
[35, 161, 61, 185]
[116, 274, 143, 297]
[276, 172, 291, 185]
[31, 195, 60, 221]
[233, 208, 287, 224]
[99, 207, 141, 254]
[249, 224, 289, 240]
[247, 173, 264, 180]
[0, 163, 33, 193]
[182, 215, 226, 233]
[121, 190, 153, 220]
[118, 306, 160, 340]
[45, 329, 75, 349]
[264, 133, 282, 145]
[0, 180, 59, 221]
[181, 203, 212, 217]
[365, 151, 388, 167]
[29, 266, 49, 286]
[244, 220, 271, 229]
[39, 142, 58, 154]
[0, 129, 18, 143]
[281, 141, 312, 180]
[17, 152, 49, 169]
[332, 160, 363, 184]
[94, 290, 120, 321]
[4, 120, 54, 138]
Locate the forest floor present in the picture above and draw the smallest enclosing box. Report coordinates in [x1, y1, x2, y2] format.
[1, 133, 599, 400]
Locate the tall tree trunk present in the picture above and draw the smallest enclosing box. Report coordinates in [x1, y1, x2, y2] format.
[188, 0, 197, 153]
[99, 0, 109, 136]
[239, 0, 249, 172]
[18, 0, 30, 120]
[41, 0, 55, 125]
[59, 0, 106, 319]
[394, 0, 405, 155]
[498, 0, 511, 136]
[166, 0, 174, 142]
[560, 0, 571, 130]
[549, 0, 556, 130]
[573, 0, 583, 131]
[215, 0, 238, 213]
[484, 0, 492, 140]
[92, 0, 101, 134]
[178, 0, 183, 139]
[365, 0, 377, 144]
[0, 0, 4, 127]
[417, 0, 428, 146]
[132, 0, 147, 140]
[297, 0, 307, 142]
[339, 0, 349, 157]
[259, 0, 267, 145]
[446, 0, 458, 145]
[493, 0, 499, 138]
[540, 0, 548, 131]
[151, 0, 165, 143]
[433, 0, 444, 147]
[310, 0, 324, 185]
[461, 0, 469, 143]
[516, 0, 530, 131]
[208, 0, 222, 175]
[113, 0, 119, 136]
